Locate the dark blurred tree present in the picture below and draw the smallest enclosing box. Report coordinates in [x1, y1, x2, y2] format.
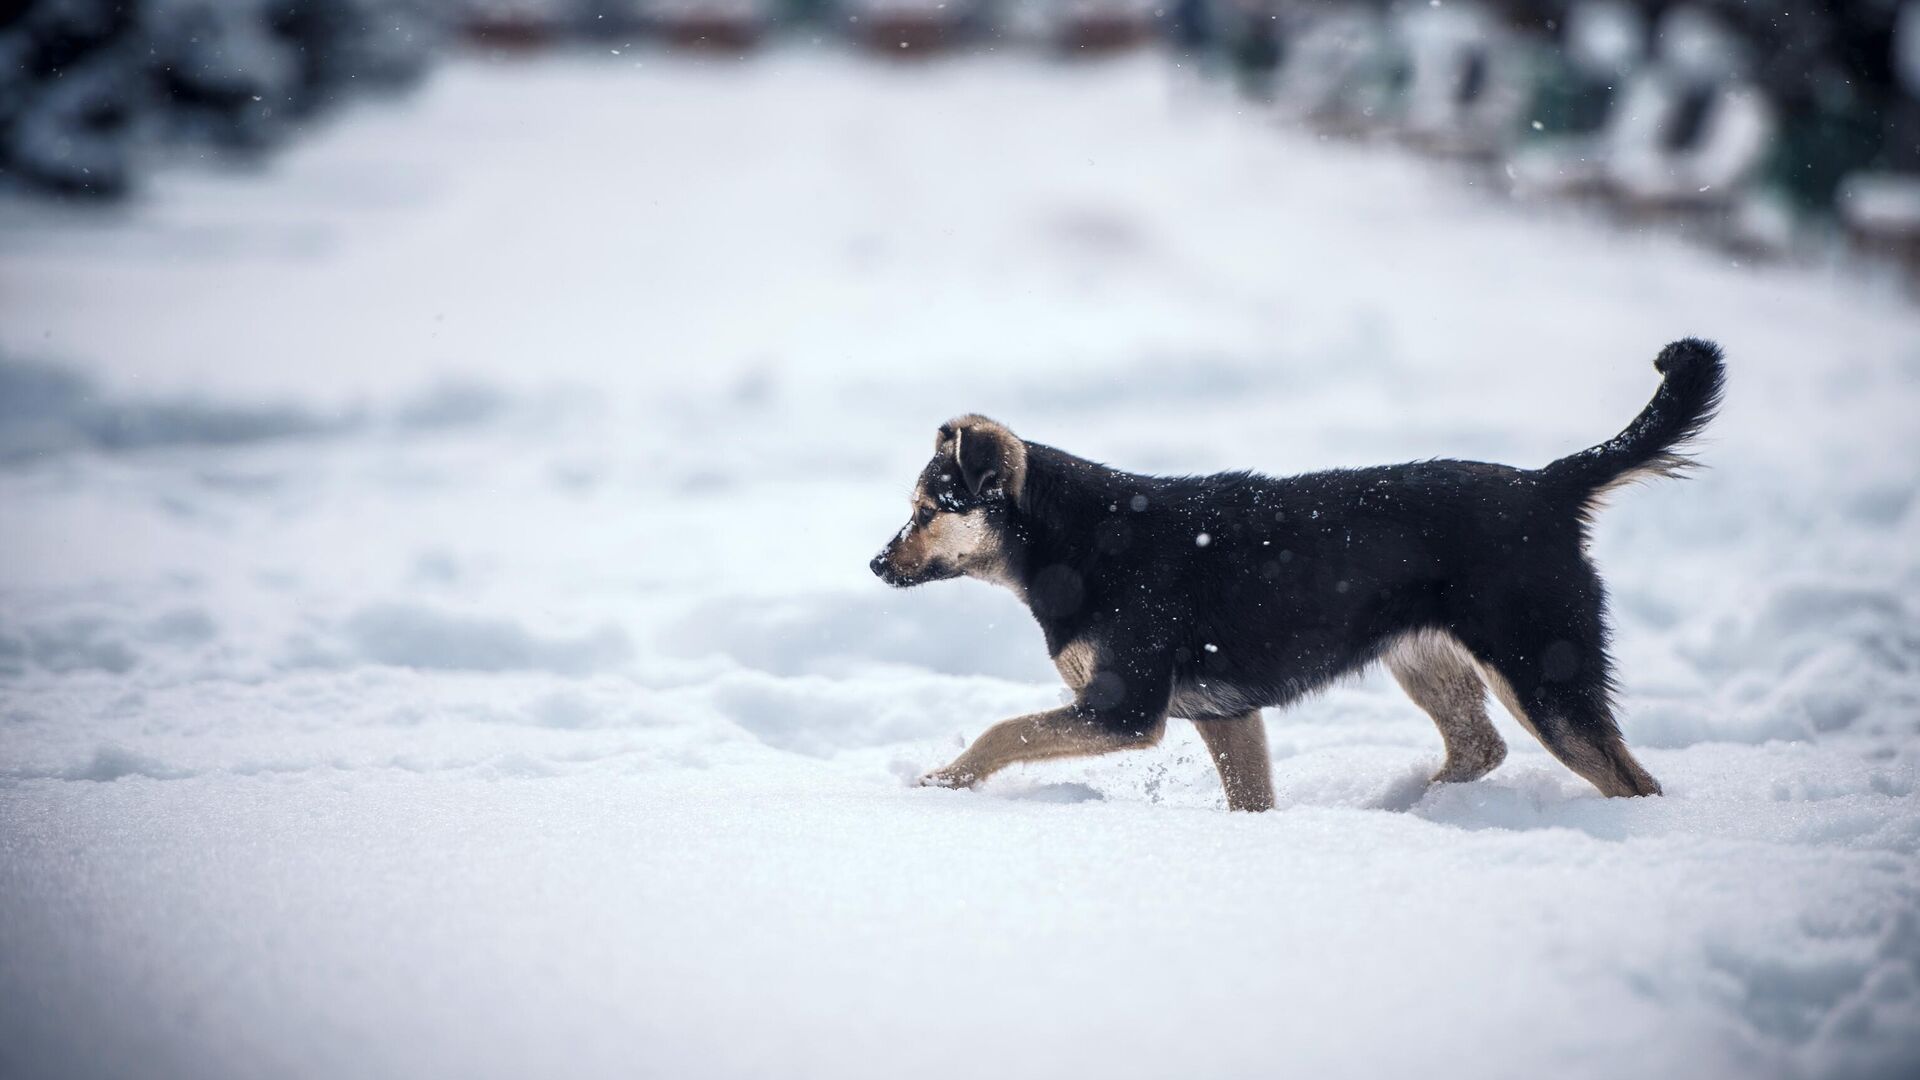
[0, 0, 142, 197]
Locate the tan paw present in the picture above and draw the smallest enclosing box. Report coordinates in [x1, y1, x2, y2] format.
[917, 767, 977, 789]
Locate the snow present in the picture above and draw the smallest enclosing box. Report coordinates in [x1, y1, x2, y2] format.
[1842, 173, 1920, 236]
[1564, 0, 1646, 78]
[3, 47, 1919, 1080]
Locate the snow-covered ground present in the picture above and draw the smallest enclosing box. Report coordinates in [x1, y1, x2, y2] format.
[3, 47, 1918, 1080]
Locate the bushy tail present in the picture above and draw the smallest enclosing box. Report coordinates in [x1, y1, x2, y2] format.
[1542, 338, 1726, 508]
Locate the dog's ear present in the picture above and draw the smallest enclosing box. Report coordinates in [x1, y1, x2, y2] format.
[937, 415, 1027, 505]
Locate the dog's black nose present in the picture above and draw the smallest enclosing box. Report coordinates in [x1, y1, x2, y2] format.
[869, 553, 887, 578]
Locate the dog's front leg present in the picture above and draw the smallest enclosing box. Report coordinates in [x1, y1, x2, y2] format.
[1191, 711, 1275, 812]
[919, 707, 1164, 789]
[917, 638, 1167, 791]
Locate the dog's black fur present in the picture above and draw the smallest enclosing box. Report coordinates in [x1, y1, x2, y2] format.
[872, 339, 1725, 802]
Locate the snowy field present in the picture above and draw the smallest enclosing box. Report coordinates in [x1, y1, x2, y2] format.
[3, 47, 1919, 1080]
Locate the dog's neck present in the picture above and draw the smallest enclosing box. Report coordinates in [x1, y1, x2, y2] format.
[982, 443, 1132, 604]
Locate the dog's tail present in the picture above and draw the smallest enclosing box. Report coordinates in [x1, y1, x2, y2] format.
[1541, 338, 1726, 515]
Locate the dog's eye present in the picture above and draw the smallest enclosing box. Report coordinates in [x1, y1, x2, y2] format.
[915, 506, 936, 527]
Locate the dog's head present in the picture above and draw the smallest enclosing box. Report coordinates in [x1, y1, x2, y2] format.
[870, 415, 1028, 589]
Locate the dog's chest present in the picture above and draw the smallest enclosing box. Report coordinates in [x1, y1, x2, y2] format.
[1053, 639, 1263, 717]
[1168, 677, 1263, 721]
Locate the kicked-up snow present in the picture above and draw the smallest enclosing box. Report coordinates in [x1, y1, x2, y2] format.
[2, 48, 1918, 1080]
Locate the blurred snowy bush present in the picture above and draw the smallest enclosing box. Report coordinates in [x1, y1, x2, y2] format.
[0, 0, 438, 197]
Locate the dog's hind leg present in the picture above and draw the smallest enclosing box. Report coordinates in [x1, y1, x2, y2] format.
[1384, 631, 1507, 784]
[1457, 570, 1662, 798]
[1476, 657, 1661, 798]
[1191, 712, 1274, 812]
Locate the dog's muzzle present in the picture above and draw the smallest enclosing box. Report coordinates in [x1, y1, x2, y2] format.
[870, 548, 904, 586]
[871, 540, 931, 587]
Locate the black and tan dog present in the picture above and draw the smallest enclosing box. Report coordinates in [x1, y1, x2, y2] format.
[871, 340, 1725, 811]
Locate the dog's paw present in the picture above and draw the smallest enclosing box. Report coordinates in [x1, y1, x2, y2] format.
[917, 767, 976, 790]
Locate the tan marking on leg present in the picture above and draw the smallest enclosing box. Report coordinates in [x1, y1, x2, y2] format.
[1191, 711, 1274, 812]
[1470, 653, 1549, 747]
[920, 706, 1164, 789]
[1053, 639, 1096, 692]
[1385, 630, 1507, 784]
[1597, 738, 1663, 797]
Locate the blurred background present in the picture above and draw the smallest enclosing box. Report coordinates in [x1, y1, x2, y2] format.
[3, 0, 1920, 280]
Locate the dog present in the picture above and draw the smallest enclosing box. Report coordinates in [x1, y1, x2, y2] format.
[870, 339, 1725, 811]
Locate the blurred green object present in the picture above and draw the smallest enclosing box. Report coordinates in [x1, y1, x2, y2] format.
[1763, 98, 1885, 217]
[1228, 7, 1281, 98]
[1524, 56, 1615, 138]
